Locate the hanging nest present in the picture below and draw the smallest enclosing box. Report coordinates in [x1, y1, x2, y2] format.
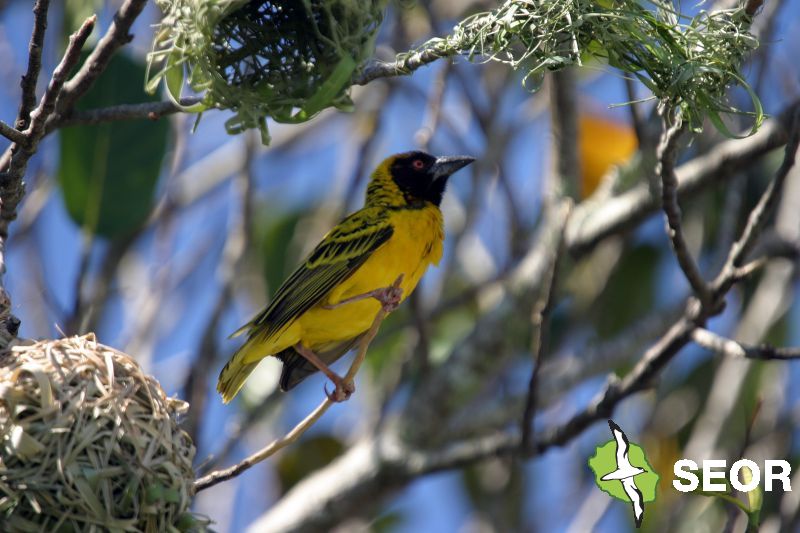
[147, 0, 387, 143]
[0, 335, 204, 531]
[404, 0, 762, 136]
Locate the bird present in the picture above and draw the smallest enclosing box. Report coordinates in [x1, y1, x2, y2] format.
[217, 151, 475, 403]
[601, 420, 646, 528]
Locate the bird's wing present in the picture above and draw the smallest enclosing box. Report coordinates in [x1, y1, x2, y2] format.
[235, 208, 394, 341]
[622, 477, 645, 528]
[609, 420, 632, 468]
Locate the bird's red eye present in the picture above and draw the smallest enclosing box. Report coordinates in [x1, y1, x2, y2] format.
[412, 159, 425, 170]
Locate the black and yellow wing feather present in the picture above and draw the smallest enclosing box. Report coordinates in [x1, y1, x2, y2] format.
[235, 207, 394, 342]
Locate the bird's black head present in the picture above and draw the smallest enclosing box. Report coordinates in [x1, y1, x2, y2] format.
[388, 151, 475, 206]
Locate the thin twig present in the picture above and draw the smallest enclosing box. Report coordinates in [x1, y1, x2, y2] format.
[353, 48, 456, 86]
[656, 110, 710, 302]
[193, 396, 333, 493]
[16, 0, 50, 131]
[47, 97, 202, 131]
[712, 108, 800, 297]
[0, 15, 96, 298]
[192, 275, 403, 493]
[52, 0, 149, 119]
[566, 100, 800, 256]
[692, 328, 800, 360]
[0, 121, 26, 144]
[520, 201, 571, 450]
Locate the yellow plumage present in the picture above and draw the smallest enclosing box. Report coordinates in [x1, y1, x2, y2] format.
[217, 151, 474, 402]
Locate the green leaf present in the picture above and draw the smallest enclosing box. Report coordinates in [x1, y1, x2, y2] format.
[58, 53, 169, 238]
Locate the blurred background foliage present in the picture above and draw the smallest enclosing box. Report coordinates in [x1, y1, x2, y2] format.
[2, 0, 800, 531]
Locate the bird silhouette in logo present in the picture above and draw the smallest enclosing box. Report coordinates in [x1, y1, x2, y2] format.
[600, 420, 646, 527]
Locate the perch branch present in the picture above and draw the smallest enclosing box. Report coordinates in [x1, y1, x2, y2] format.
[193, 275, 403, 493]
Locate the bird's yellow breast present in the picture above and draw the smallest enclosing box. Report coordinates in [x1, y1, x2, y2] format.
[295, 205, 444, 348]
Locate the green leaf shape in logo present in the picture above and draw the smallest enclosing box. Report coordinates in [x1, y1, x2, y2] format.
[588, 441, 659, 502]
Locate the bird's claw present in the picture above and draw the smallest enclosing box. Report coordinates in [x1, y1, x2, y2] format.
[324, 378, 355, 403]
[373, 285, 403, 313]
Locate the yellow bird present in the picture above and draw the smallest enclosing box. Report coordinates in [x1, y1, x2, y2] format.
[217, 151, 474, 403]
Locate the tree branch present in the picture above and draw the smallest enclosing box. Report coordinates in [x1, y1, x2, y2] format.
[353, 47, 457, 86]
[656, 110, 711, 302]
[691, 328, 800, 360]
[565, 101, 800, 256]
[0, 122, 26, 145]
[712, 108, 800, 297]
[520, 201, 571, 450]
[15, 0, 50, 131]
[51, 0, 149, 119]
[49, 97, 202, 130]
[2, 16, 96, 235]
[548, 70, 580, 200]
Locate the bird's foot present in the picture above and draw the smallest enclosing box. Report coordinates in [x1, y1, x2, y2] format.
[370, 285, 403, 313]
[322, 275, 405, 313]
[324, 377, 355, 403]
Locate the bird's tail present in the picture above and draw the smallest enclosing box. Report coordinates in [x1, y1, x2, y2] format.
[217, 340, 263, 403]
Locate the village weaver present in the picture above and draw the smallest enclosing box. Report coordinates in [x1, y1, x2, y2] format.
[217, 151, 475, 403]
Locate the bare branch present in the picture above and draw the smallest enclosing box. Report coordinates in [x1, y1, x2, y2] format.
[0, 121, 26, 145]
[52, 0, 149, 120]
[692, 328, 800, 360]
[49, 97, 201, 130]
[353, 48, 456, 86]
[712, 108, 800, 296]
[520, 201, 571, 450]
[656, 111, 710, 301]
[16, 0, 50, 131]
[1, 15, 96, 248]
[566, 100, 800, 256]
[193, 395, 333, 494]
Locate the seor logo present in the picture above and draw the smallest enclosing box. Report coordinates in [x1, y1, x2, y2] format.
[588, 420, 659, 528]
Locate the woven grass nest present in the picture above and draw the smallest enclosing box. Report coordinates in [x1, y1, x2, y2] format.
[147, 0, 387, 143]
[0, 335, 202, 531]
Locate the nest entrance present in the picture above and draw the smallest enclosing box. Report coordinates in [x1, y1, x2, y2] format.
[213, 1, 337, 98]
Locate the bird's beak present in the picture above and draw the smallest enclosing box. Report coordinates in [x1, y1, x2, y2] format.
[431, 155, 475, 180]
